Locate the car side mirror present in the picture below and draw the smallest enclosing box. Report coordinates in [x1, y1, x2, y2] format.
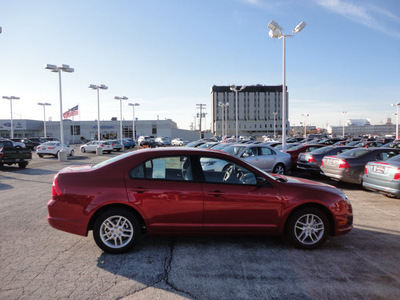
[242, 153, 249, 158]
[256, 177, 267, 186]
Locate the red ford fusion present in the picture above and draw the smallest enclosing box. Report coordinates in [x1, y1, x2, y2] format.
[47, 148, 353, 253]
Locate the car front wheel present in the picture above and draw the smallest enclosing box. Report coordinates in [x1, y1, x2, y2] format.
[93, 209, 142, 254]
[287, 207, 329, 249]
[81, 147, 86, 153]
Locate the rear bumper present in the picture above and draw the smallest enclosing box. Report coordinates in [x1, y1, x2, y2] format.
[363, 180, 400, 197]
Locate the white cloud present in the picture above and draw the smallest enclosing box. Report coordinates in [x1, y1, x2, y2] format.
[315, 0, 400, 39]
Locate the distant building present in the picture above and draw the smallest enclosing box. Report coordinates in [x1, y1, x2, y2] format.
[347, 119, 371, 126]
[0, 119, 203, 142]
[211, 84, 288, 137]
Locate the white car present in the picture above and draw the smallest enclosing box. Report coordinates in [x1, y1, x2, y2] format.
[36, 142, 74, 158]
[171, 138, 189, 146]
[80, 141, 113, 154]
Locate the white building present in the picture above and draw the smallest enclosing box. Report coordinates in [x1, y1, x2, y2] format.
[211, 85, 288, 137]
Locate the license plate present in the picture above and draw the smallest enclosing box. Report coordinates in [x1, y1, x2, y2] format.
[373, 165, 386, 173]
[325, 159, 335, 166]
[42, 147, 47, 150]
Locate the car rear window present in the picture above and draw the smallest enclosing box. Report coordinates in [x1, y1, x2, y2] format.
[385, 154, 400, 162]
[311, 146, 334, 154]
[222, 145, 245, 155]
[337, 148, 369, 158]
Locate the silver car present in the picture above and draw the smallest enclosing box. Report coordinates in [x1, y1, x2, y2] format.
[363, 154, 400, 198]
[221, 144, 291, 174]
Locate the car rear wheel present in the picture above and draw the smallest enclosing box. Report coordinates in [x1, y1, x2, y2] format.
[18, 162, 28, 168]
[287, 207, 329, 249]
[93, 209, 142, 254]
[273, 163, 286, 175]
[70, 149, 74, 157]
[38, 154, 44, 158]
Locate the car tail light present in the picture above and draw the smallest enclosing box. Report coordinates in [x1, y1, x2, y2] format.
[364, 165, 368, 175]
[394, 168, 400, 180]
[307, 155, 316, 163]
[338, 159, 350, 169]
[52, 176, 63, 197]
[0, 153, 4, 158]
[101, 144, 104, 147]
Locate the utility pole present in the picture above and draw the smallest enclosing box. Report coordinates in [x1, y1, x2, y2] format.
[196, 104, 206, 139]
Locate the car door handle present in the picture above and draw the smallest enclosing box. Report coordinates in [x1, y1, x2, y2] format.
[207, 190, 224, 197]
[131, 187, 147, 194]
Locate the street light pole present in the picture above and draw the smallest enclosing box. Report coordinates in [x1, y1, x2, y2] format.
[2, 96, 20, 139]
[302, 113, 309, 138]
[392, 103, 400, 140]
[89, 84, 108, 151]
[342, 111, 347, 137]
[45, 64, 74, 161]
[115, 96, 128, 149]
[268, 20, 306, 151]
[230, 84, 246, 142]
[38, 102, 51, 137]
[128, 103, 140, 141]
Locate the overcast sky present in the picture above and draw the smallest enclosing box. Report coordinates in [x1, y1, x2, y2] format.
[1, 0, 399, 130]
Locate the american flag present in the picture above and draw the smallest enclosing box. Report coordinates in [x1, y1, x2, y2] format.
[63, 105, 79, 119]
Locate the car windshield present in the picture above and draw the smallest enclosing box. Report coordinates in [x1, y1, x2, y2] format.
[337, 148, 370, 158]
[92, 151, 136, 169]
[222, 145, 246, 156]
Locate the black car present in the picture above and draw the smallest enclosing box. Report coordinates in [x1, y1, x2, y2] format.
[10, 138, 41, 150]
[297, 146, 355, 175]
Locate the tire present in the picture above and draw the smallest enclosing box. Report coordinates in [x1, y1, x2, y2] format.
[81, 147, 86, 153]
[117, 149, 121, 152]
[70, 149, 74, 157]
[38, 154, 44, 158]
[287, 207, 329, 250]
[107, 151, 112, 154]
[93, 208, 142, 254]
[55, 151, 59, 158]
[18, 162, 28, 169]
[273, 163, 286, 175]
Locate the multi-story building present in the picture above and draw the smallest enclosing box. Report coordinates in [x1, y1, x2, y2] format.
[211, 84, 288, 137]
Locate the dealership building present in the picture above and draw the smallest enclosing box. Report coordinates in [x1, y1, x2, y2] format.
[0, 118, 202, 143]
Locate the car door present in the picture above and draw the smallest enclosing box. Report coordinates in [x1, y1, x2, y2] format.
[258, 147, 277, 172]
[125, 155, 203, 233]
[199, 156, 282, 233]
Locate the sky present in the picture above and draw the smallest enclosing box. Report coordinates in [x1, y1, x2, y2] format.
[0, 0, 399, 131]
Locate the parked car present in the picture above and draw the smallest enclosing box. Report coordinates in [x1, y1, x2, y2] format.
[363, 154, 400, 198]
[138, 136, 157, 147]
[171, 138, 189, 146]
[122, 138, 135, 149]
[107, 140, 123, 152]
[297, 146, 355, 175]
[286, 144, 327, 168]
[353, 141, 384, 148]
[0, 139, 32, 168]
[47, 148, 353, 253]
[80, 141, 113, 154]
[155, 137, 171, 146]
[36, 142, 74, 158]
[321, 147, 400, 184]
[11, 138, 40, 150]
[221, 144, 291, 174]
[185, 140, 207, 148]
[197, 142, 219, 149]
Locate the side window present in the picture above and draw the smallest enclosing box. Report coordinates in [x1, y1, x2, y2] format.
[130, 156, 192, 181]
[200, 157, 257, 185]
[260, 147, 274, 155]
[244, 148, 257, 157]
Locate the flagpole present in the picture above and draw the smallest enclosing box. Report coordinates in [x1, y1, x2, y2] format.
[72, 114, 75, 144]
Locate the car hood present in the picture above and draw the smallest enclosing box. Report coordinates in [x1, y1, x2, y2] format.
[273, 174, 340, 193]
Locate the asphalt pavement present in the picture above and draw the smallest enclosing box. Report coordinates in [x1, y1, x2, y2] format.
[1, 148, 399, 299]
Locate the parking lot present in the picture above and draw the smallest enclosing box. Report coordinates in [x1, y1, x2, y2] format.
[1, 147, 399, 300]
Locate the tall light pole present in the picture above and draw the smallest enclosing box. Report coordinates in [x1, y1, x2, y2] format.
[2, 96, 20, 139]
[273, 111, 278, 138]
[342, 111, 347, 138]
[230, 84, 246, 142]
[89, 84, 108, 148]
[45, 64, 74, 161]
[218, 102, 230, 138]
[268, 20, 306, 151]
[392, 103, 400, 139]
[302, 113, 309, 138]
[38, 102, 51, 137]
[128, 103, 140, 141]
[196, 103, 206, 139]
[115, 96, 128, 149]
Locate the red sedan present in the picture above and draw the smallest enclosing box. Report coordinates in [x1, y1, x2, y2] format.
[48, 148, 353, 253]
[286, 144, 327, 168]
